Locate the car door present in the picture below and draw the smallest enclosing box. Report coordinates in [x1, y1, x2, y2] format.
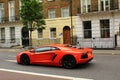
[32, 46, 58, 64]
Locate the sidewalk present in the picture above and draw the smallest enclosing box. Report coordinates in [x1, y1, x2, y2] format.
[0, 47, 120, 55]
[93, 49, 120, 55]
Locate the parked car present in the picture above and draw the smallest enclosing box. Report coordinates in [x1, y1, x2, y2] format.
[16, 44, 94, 69]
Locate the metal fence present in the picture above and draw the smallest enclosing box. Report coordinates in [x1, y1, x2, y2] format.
[0, 38, 20, 47]
[0, 38, 61, 47]
[0, 37, 115, 48]
[32, 38, 61, 47]
[76, 37, 115, 48]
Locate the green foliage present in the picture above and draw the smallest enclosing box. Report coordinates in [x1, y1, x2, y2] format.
[20, 0, 45, 31]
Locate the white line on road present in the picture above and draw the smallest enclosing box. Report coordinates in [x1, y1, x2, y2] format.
[5, 60, 16, 62]
[8, 55, 16, 58]
[0, 68, 94, 80]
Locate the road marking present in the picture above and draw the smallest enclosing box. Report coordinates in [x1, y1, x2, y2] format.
[8, 55, 16, 58]
[0, 68, 94, 80]
[5, 60, 16, 62]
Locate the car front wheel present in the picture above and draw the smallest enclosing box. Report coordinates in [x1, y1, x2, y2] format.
[20, 54, 30, 65]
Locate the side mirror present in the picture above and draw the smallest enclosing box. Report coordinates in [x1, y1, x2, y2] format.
[30, 49, 35, 53]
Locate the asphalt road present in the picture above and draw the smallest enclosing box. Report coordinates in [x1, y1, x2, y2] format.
[0, 50, 120, 80]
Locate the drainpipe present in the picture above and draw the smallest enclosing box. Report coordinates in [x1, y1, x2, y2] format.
[70, 0, 73, 45]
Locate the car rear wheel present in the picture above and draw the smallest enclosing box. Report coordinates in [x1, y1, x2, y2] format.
[20, 54, 30, 65]
[62, 55, 76, 69]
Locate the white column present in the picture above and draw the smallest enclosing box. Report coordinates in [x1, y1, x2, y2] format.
[119, 0, 120, 10]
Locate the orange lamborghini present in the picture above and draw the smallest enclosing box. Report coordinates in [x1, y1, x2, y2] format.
[16, 44, 94, 69]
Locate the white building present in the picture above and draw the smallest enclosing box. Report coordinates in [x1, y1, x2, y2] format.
[76, 0, 120, 48]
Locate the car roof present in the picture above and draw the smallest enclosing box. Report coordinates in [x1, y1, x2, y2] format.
[35, 44, 70, 49]
[47, 44, 70, 47]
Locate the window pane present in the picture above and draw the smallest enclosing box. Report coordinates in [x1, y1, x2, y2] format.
[10, 27, 15, 40]
[105, 0, 109, 5]
[38, 28, 43, 38]
[9, 1, 15, 21]
[81, 0, 86, 13]
[81, 0, 91, 13]
[100, 0, 104, 11]
[48, 9, 56, 19]
[1, 28, 5, 43]
[39, 0, 42, 2]
[50, 28, 56, 38]
[61, 7, 69, 17]
[87, 0, 91, 12]
[100, 0, 110, 11]
[1, 28, 5, 39]
[100, 19, 110, 38]
[83, 21, 92, 38]
[0, 3, 4, 22]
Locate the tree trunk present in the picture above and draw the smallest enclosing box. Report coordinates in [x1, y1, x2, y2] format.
[28, 21, 32, 48]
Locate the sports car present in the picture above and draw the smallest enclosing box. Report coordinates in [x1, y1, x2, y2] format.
[16, 44, 93, 69]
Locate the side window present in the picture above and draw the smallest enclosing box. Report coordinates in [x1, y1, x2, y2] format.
[35, 46, 59, 52]
[35, 47, 51, 52]
[51, 47, 60, 50]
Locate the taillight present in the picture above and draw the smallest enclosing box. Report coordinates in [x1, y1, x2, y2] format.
[81, 52, 88, 59]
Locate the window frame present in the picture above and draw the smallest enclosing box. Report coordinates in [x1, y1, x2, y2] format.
[81, 0, 91, 13]
[10, 27, 15, 43]
[83, 21, 92, 39]
[0, 3, 4, 23]
[48, 9, 56, 19]
[8, 1, 15, 21]
[39, 0, 42, 2]
[0, 28, 5, 43]
[100, 19, 110, 38]
[50, 27, 56, 39]
[37, 28, 43, 39]
[61, 7, 69, 17]
[99, 0, 110, 11]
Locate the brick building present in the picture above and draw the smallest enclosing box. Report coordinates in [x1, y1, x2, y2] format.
[0, 0, 80, 47]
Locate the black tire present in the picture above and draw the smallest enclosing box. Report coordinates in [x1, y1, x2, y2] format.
[62, 55, 76, 69]
[20, 54, 30, 65]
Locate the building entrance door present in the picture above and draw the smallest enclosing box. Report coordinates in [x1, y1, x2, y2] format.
[63, 26, 71, 44]
[21, 27, 29, 47]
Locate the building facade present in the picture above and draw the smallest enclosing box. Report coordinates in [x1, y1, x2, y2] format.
[76, 0, 120, 48]
[32, 0, 80, 46]
[0, 0, 21, 47]
[0, 0, 80, 47]
[0, 0, 120, 49]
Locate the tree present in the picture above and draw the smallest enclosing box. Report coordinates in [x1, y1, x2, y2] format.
[20, 0, 45, 47]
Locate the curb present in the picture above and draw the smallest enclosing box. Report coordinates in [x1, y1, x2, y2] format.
[93, 50, 120, 55]
[94, 53, 120, 55]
